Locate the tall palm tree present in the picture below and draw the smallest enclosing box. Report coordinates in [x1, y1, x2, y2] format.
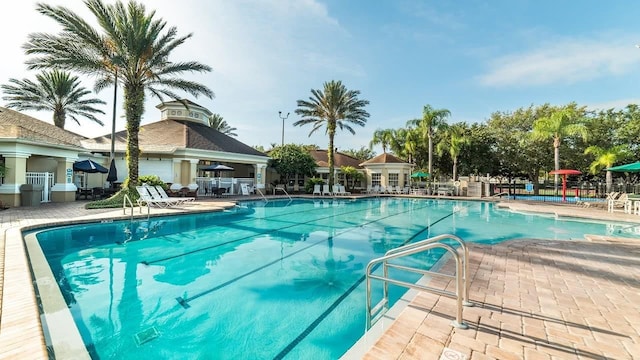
[1, 70, 105, 129]
[24, 0, 213, 188]
[584, 145, 629, 193]
[369, 128, 394, 153]
[294, 80, 370, 187]
[407, 104, 451, 176]
[436, 124, 470, 181]
[532, 106, 588, 189]
[208, 113, 237, 137]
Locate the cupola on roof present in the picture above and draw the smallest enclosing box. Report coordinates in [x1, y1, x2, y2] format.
[156, 99, 212, 126]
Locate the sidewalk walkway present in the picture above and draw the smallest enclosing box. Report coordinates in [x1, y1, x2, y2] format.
[361, 235, 640, 359]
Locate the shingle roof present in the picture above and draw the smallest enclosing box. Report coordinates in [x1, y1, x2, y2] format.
[0, 106, 85, 147]
[309, 150, 363, 168]
[84, 119, 267, 157]
[359, 152, 407, 165]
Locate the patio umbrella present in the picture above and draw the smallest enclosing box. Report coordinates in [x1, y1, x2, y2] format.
[200, 164, 234, 171]
[606, 161, 640, 172]
[411, 171, 429, 178]
[549, 169, 581, 202]
[106, 159, 118, 183]
[73, 159, 108, 173]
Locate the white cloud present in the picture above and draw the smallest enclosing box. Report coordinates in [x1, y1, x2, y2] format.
[586, 98, 640, 111]
[478, 37, 640, 87]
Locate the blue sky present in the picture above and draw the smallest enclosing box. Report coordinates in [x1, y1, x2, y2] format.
[2, 0, 640, 154]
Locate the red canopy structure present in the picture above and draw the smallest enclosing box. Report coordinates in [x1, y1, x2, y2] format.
[549, 169, 582, 202]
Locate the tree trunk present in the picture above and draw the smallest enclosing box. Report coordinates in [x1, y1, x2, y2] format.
[606, 170, 612, 193]
[553, 137, 560, 192]
[428, 131, 433, 176]
[124, 85, 145, 189]
[327, 123, 336, 188]
[452, 157, 457, 181]
[53, 108, 65, 128]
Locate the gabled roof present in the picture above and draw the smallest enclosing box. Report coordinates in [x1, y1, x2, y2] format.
[84, 119, 267, 157]
[309, 149, 363, 169]
[359, 152, 407, 166]
[0, 106, 85, 147]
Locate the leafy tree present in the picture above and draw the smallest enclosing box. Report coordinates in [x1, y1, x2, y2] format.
[340, 165, 364, 191]
[532, 103, 588, 188]
[436, 123, 470, 180]
[456, 123, 497, 177]
[1, 70, 105, 129]
[487, 105, 552, 193]
[369, 128, 394, 153]
[584, 145, 630, 192]
[294, 80, 370, 187]
[24, 0, 213, 189]
[342, 146, 376, 161]
[407, 104, 450, 175]
[208, 113, 237, 137]
[268, 144, 317, 181]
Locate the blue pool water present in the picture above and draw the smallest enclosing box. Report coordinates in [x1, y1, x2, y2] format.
[32, 198, 640, 359]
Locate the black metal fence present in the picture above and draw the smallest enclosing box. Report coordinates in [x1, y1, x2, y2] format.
[491, 181, 640, 203]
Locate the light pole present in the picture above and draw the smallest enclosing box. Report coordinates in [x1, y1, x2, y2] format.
[278, 111, 289, 146]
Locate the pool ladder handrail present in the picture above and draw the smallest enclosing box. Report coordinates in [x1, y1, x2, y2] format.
[123, 193, 149, 219]
[365, 234, 473, 330]
[255, 187, 268, 202]
[274, 186, 292, 200]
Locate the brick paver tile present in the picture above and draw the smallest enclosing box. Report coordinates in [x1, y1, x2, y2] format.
[485, 345, 522, 360]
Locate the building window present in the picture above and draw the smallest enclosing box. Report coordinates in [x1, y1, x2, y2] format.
[372, 173, 381, 187]
[389, 173, 399, 187]
[404, 173, 409, 186]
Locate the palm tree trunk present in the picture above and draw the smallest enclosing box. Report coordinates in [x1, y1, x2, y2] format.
[428, 133, 433, 175]
[124, 85, 144, 188]
[554, 138, 560, 192]
[328, 132, 335, 188]
[452, 157, 457, 181]
[606, 170, 612, 193]
[53, 108, 65, 128]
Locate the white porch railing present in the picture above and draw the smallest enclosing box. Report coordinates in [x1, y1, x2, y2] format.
[26, 172, 54, 203]
[195, 177, 255, 196]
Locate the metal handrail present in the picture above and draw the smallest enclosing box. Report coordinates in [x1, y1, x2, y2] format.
[365, 234, 472, 330]
[123, 193, 148, 219]
[255, 187, 268, 202]
[274, 186, 292, 200]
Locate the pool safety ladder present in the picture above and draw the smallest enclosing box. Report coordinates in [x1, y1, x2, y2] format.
[123, 193, 149, 219]
[365, 234, 473, 330]
[255, 187, 268, 202]
[274, 186, 292, 200]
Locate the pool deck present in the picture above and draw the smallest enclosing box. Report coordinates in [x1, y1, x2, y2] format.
[1, 196, 639, 359]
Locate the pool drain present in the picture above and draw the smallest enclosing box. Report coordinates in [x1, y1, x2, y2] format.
[134, 327, 160, 346]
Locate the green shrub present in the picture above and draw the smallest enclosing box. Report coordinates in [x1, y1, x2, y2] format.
[305, 177, 324, 193]
[85, 187, 137, 209]
[139, 175, 167, 188]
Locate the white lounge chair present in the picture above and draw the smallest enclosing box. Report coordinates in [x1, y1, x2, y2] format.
[136, 186, 175, 208]
[338, 185, 350, 196]
[322, 184, 332, 196]
[146, 186, 184, 206]
[155, 185, 194, 204]
[312, 184, 321, 196]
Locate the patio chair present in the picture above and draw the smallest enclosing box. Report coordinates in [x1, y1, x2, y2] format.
[339, 185, 351, 196]
[156, 186, 194, 204]
[241, 183, 251, 196]
[146, 186, 184, 207]
[608, 193, 631, 213]
[332, 184, 341, 196]
[135, 186, 173, 208]
[312, 184, 321, 196]
[322, 184, 332, 196]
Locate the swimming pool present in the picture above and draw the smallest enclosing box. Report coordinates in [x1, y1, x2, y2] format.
[28, 198, 640, 359]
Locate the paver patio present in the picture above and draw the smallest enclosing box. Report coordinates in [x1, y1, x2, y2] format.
[0, 197, 639, 359]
